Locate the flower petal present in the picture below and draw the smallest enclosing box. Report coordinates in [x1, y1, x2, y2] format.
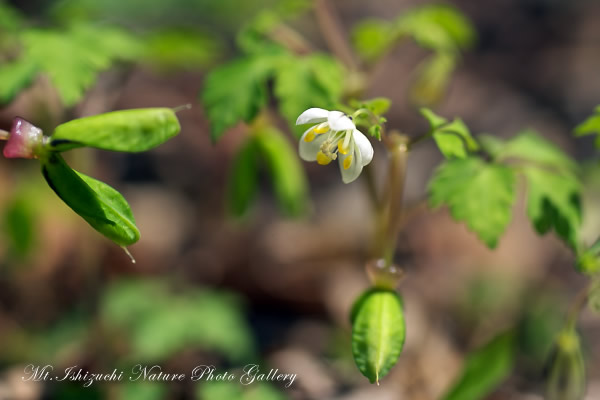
[299, 127, 328, 161]
[328, 111, 355, 132]
[339, 143, 364, 184]
[296, 108, 329, 125]
[353, 129, 373, 166]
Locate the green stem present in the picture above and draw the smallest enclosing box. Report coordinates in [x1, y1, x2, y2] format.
[566, 282, 591, 329]
[378, 133, 409, 267]
[408, 128, 435, 149]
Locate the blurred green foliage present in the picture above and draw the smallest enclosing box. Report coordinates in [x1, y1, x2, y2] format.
[197, 381, 287, 400]
[101, 280, 256, 362]
[352, 4, 476, 105]
[443, 331, 515, 400]
[575, 105, 600, 149]
[2, 191, 37, 259]
[0, 1, 223, 106]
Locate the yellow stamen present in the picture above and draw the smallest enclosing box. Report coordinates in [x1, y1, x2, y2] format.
[304, 129, 316, 142]
[343, 155, 353, 170]
[317, 151, 333, 165]
[314, 123, 329, 134]
[337, 140, 349, 155]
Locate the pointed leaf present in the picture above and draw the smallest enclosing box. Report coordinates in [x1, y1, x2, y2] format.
[49, 108, 180, 153]
[574, 107, 600, 148]
[429, 157, 516, 248]
[420, 107, 448, 130]
[523, 166, 581, 249]
[443, 332, 515, 400]
[493, 130, 577, 173]
[274, 53, 344, 137]
[351, 289, 406, 384]
[228, 137, 261, 217]
[41, 153, 139, 246]
[202, 55, 275, 142]
[255, 128, 308, 217]
[0, 58, 38, 104]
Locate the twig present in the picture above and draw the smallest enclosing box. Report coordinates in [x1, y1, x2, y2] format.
[269, 24, 315, 55]
[314, 0, 358, 70]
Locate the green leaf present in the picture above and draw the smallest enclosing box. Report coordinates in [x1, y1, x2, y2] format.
[102, 280, 256, 362]
[433, 131, 467, 158]
[21, 25, 139, 106]
[351, 19, 395, 62]
[245, 384, 288, 400]
[420, 107, 448, 130]
[202, 55, 276, 142]
[574, 106, 600, 148]
[198, 382, 244, 400]
[196, 381, 287, 400]
[274, 53, 344, 137]
[368, 124, 382, 141]
[421, 108, 478, 158]
[351, 289, 406, 384]
[429, 157, 516, 248]
[353, 97, 391, 116]
[118, 382, 167, 400]
[443, 332, 515, 400]
[49, 108, 181, 152]
[396, 4, 476, 53]
[142, 30, 221, 70]
[0, 0, 23, 31]
[41, 153, 139, 246]
[523, 166, 581, 249]
[478, 134, 506, 159]
[228, 137, 261, 217]
[576, 240, 600, 275]
[255, 127, 308, 217]
[490, 130, 577, 173]
[411, 51, 457, 106]
[3, 194, 36, 259]
[0, 58, 38, 104]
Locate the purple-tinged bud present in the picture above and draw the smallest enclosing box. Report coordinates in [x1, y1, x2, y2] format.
[3, 118, 44, 159]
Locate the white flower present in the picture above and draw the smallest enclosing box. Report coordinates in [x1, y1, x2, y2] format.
[296, 108, 374, 184]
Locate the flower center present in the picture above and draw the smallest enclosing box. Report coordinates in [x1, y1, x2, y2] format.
[316, 129, 354, 166]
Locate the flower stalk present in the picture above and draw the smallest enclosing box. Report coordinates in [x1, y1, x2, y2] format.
[376, 132, 410, 268]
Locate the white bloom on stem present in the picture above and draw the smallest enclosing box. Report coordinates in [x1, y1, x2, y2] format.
[296, 108, 373, 184]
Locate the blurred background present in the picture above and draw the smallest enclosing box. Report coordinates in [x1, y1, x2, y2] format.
[0, 0, 599, 399]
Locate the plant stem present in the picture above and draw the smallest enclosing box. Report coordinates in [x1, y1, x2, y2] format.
[269, 23, 314, 54]
[377, 133, 409, 267]
[314, 0, 358, 71]
[408, 128, 435, 149]
[0, 129, 9, 140]
[566, 282, 592, 329]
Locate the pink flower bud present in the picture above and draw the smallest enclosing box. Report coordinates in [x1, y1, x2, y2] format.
[3, 118, 44, 159]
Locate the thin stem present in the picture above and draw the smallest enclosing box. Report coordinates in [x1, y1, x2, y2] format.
[0, 129, 9, 140]
[363, 162, 380, 211]
[566, 282, 592, 329]
[379, 133, 409, 266]
[268, 23, 315, 54]
[408, 128, 435, 149]
[314, 0, 358, 70]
